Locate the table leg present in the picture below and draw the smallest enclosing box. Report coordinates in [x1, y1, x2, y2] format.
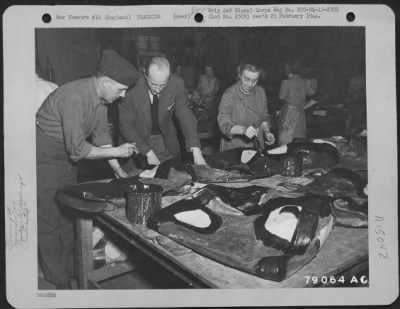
[76, 216, 93, 289]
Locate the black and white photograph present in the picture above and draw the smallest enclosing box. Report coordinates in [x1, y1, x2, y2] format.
[3, 4, 398, 308]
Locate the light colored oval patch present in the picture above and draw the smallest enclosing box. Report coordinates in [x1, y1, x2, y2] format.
[174, 209, 211, 228]
[241, 150, 257, 164]
[265, 206, 301, 241]
[139, 165, 159, 178]
[310, 139, 337, 148]
[267, 144, 288, 154]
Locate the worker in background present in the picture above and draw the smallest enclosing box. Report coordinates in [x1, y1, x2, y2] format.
[345, 74, 366, 135]
[196, 64, 220, 120]
[277, 59, 318, 145]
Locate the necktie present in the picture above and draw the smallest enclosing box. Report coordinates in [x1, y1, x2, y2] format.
[151, 94, 161, 135]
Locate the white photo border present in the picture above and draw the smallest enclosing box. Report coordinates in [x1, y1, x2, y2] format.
[3, 4, 398, 308]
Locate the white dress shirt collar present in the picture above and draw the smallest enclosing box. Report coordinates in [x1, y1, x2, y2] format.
[148, 90, 159, 104]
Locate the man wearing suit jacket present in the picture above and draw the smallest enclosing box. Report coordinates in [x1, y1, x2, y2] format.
[119, 57, 207, 169]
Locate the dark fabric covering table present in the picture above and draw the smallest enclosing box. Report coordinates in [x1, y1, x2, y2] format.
[98, 202, 367, 288]
[148, 190, 335, 282]
[58, 136, 368, 288]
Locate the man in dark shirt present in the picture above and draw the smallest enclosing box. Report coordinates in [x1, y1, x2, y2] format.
[345, 74, 366, 135]
[36, 49, 139, 289]
[119, 57, 206, 171]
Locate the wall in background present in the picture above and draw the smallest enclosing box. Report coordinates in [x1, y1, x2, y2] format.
[36, 27, 365, 107]
[36, 28, 99, 86]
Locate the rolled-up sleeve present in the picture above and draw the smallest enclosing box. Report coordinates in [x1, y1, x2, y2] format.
[60, 97, 92, 161]
[217, 92, 235, 139]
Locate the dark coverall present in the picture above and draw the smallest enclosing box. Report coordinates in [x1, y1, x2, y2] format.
[36, 77, 112, 285]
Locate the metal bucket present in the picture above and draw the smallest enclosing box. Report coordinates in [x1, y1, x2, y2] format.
[125, 183, 163, 225]
[281, 154, 303, 177]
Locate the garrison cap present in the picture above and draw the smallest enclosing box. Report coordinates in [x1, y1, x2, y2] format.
[98, 49, 140, 87]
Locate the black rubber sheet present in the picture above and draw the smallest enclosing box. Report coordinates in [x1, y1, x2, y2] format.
[148, 187, 335, 282]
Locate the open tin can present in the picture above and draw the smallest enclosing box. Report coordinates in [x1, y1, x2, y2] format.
[125, 183, 163, 225]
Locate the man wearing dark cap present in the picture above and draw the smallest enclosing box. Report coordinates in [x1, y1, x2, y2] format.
[36, 49, 139, 289]
[119, 57, 207, 170]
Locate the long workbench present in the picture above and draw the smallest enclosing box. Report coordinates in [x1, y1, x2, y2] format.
[72, 178, 368, 289]
[68, 136, 368, 289]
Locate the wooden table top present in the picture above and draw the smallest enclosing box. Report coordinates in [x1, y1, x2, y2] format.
[74, 140, 368, 288]
[100, 185, 368, 288]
